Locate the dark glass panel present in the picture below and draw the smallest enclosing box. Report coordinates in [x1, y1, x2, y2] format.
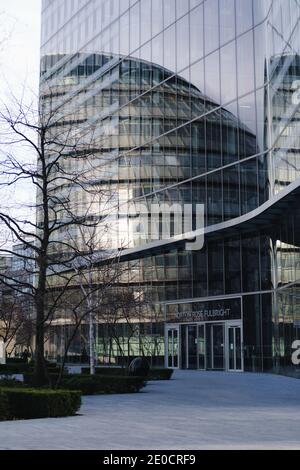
[224, 237, 242, 294]
[198, 324, 205, 369]
[208, 240, 225, 296]
[242, 235, 260, 292]
[223, 166, 240, 221]
[187, 325, 198, 369]
[240, 160, 258, 215]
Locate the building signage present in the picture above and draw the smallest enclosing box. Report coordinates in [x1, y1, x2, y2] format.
[166, 298, 242, 323]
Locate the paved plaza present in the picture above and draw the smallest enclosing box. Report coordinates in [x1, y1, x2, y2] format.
[0, 371, 300, 450]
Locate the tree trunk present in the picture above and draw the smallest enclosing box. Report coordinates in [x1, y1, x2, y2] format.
[33, 292, 48, 386]
[33, 140, 50, 387]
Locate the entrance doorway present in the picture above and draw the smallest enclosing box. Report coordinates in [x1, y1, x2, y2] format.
[167, 327, 179, 368]
[228, 324, 242, 371]
[206, 323, 225, 370]
[181, 325, 197, 369]
[165, 321, 243, 371]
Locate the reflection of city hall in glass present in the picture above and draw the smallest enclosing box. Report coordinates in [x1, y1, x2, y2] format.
[41, 0, 300, 374]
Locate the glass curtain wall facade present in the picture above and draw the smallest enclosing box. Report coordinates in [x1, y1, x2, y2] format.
[40, 0, 300, 374]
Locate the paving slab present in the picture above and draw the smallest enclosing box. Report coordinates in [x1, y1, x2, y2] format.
[0, 371, 299, 450]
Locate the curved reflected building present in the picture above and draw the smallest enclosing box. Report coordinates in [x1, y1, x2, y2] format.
[41, 0, 300, 375]
[40, 51, 259, 246]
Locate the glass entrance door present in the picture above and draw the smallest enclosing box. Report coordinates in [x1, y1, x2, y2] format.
[166, 321, 243, 371]
[187, 325, 198, 369]
[181, 325, 198, 369]
[167, 328, 179, 368]
[206, 323, 225, 370]
[228, 325, 243, 371]
[198, 324, 205, 370]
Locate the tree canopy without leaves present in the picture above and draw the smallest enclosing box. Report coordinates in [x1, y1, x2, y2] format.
[0, 89, 126, 385]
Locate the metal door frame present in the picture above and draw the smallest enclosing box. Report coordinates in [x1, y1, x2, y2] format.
[226, 321, 244, 372]
[206, 322, 226, 370]
[165, 325, 180, 369]
[165, 317, 244, 372]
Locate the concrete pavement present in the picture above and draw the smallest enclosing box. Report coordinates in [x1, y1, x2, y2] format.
[0, 370, 299, 449]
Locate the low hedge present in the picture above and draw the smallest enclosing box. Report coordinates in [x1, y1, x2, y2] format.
[23, 372, 68, 387]
[28, 368, 66, 376]
[81, 367, 174, 380]
[82, 367, 126, 376]
[0, 378, 26, 388]
[0, 390, 9, 420]
[27, 362, 64, 377]
[61, 374, 147, 395]
[28, 361, 60, 371]
[0, 362, 63, 376]
[148, 368, 174, 380]
[6, 358, 28, 365]
[0, 363, 30, 375]
[0, 388, 81, 420]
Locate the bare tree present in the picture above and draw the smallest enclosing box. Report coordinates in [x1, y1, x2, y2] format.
[0, 293, 28, 357]
[0, 89, 123, 386]
[52, 258, 126, 385]
[14, 315, 35, 357]
[93, 284, 151, 367]
[139, 304, 165, 367]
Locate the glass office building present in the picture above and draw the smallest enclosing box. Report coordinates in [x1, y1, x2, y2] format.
[40, 0, 300, 375]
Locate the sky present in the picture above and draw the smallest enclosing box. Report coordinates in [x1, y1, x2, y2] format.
[0, 0, 41, 104]
[0, 1, 41, 245]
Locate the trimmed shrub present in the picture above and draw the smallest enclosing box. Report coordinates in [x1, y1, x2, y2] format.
[28, 362, 64, 375]
[6, 358, 28, 365]
[0, 378, 26, 388]
[61, 374, 146, 395]
[148, 368, 174, 381]
[0, 390, 9, 420]
[0, 388, 81, 420]
[44, 362, 58, 370]
[0, 362, 64, 377]
[23, 372, 68, 387]
[29, 360, 58, 368]
[81, 367, 126, 376]
[0, 363, 30, 375]
[81, 367, 174, 380]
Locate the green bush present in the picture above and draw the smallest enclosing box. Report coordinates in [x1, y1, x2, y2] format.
[28, 362, 63, 375]
[81, 367, 174, 380]
[81, 367, 126, 376]
[0, 363, 30, 375]
[23, 372, 68, 387]
[0, 362, 64, 377]
[28, 367, 66, 375]
[44, 361, 58, 370]
[0, 378, 26, 388]
[0, 390, 9, 420]
[6, 358, 28, 365]
[29, 361, 60, 374]
[0, 388, 81, 420]
[29, 360, 58, 368]
[61, 374, 146, 395]
[148, 368, 174, 380]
